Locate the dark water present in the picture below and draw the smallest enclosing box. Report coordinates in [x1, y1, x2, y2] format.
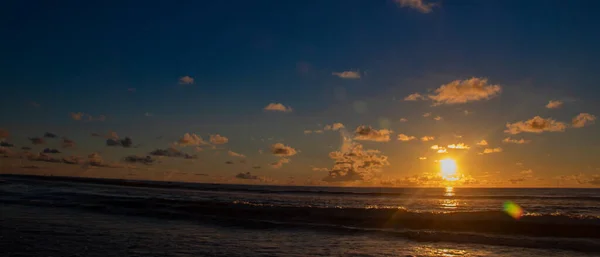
[1, 174, 599, 256]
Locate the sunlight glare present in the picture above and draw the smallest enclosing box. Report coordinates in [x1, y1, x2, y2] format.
[440, 158, 458, 181]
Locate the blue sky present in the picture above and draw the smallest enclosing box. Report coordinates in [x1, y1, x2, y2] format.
[1, 0, 599, 186]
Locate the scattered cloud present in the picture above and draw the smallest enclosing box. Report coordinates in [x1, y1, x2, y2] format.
[106, 137, 133, 148]
[210, 134, 229, 145]
[177, 133, 207, 146]
[236, 172, 258, 180]
[572, 113, 596, 128]
[447, 143, 470, 150]
[546, 100, 563, 109]
[428, 77, 501, 105]
[270, 143, 297, 157]
[353, 126, 392, 142]
[150, 148, 197, 159]
[502, 137, 530, 144]
[1, 142, 14, 147]
[394, 0, 437, 13]
[70, 112, 105, 122]
[505, 116, 567, 134]
[404, 93, 425, 101]
[179, 75, 194, 85]
[397, 134, 416, 141]
[323, 142, 389, 182]
[43, 132, 58, 138]
[423, 112, 431, 117]
[421, 136, 435, 142]
[399, 118, 408, 122]
[304, 130, 312, 134]
[419, 157, 427, 160]
[433, 116, 443, 121]
[264, 103, 293, 112]
[482, 147, 503, 154]
[476, 140, 488, 146]
[270, 158, 291, 169]
[28, 137, 45, 145]
[228, 150, 246, 158]
[62, 138, 76, 148]
[123, 155, 155, 165]
[520, 169, 534, 177]
[324, 123, 345, 131]
[70, 112, 84, 121]
[332, 71, 360, 79]
[311, 167, 329, 172]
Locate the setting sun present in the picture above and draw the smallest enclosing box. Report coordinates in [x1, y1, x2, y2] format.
[440, 158, 458, 181]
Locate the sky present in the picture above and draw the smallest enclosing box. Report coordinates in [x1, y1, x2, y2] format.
[1, 0, 599, 187]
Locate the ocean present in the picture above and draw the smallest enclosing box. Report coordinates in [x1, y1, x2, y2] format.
[1, 174, 599, 256]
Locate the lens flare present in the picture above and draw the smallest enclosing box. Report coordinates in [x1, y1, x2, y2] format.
[503, 201, 524, 220]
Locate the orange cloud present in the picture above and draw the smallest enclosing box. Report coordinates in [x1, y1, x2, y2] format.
[476, 140, 488, 146]
[264, 103, 293, 112]
[397, 134, 416, 141]
[332, 71, 360, 79]
[447, 143, 470, 150]
[428, 77, 501, 105]
[505, 116, 567, 134]
[228, 150, 245, 158]
[482, 147, 503, 154]
[323, 142, 389, 182]
[399, 118, 408, 122]
[502, 137, 530, 144]
[177, 133, 207, 146]
[270, 143, 297, 157]
[354, 126, 392, 142]
[394, 0, 437, 13]
[546, 100, 563, 109]
[270, 158, 291, 169]
[404, 93, 425, 101]
[421, 136, 435, 142]
[423, 112, 432, 117]
[210, 134, 229, 145]
[433, 116, 443, 121]
[572, 113, 596, 128]
[324, 123, 345, 131]
[0, 128, 8, 139]
[178, 75, 194, 85]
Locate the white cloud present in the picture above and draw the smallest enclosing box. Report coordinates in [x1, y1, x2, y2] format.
[429, 77, 501, 105]
[421, 136, 435, 142]
[505, 116, 567, 134]
[354, 126, 392, 142]
[572, 113, 596, 128]
[270, 143, 298, 157]
[324, 123, 345, 131]
[404, 93, 425, 101]
[210, 134, 229, 145]
[332, 71, 360, 79]
[264, 103, 293, 112]
[502, 137, 530, 144]
[397, 134, 416, 141]
[546, 100, 563, 109]
[394, 0, 437, 13]
[228, 150, 245, 158]
[476, 140, 488, 146]
[179, 76, 194, 85]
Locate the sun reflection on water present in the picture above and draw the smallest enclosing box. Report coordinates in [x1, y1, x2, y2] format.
[444, 186, 455, 197]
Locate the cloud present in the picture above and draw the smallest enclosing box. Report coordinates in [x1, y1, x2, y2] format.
[236, 172, 259, 180]
[71, 112, 105, 122]
[420, 136, 435, 142]
[225, 161, 235, 164]
[0, 129, 8, 140]
[423, 112, 431, 117]
[43, 132, 58, 138]
[572, 113, 596, 128]
[311, 167, 329, 172]
[270, 158, 291, 169]
[179, 75, 194, 85]
[505, 116, 567, 134]
[520, 169, 534, 177]
[397, 134, 416, 141]
[252, 166, 261, 169]
[106, 137, 133, 148]
[447, 143, 470, 150]
[419, 157, 427, 160]
[324, 123, 345, 131]
[394, 0, 437, 13]
[546, 100, 563, 109]
[228, 150, 246, 158]
[21, 146, 31, 150]
[263, 103, 293, 112]
[399, 118, 408, 122]
[428, 77, 501, 105]
[177, 133, 208, 146]
[70, 112, 84, 121]
[508, 178, 526, 184]
[589, 175, 600, 186]
[353, 126, 392, 142]
[0, 141, 14, 147]
[430, 145, 447, 153]
[61, 156, 83, 165]
[433, 116, 443, 121]
[482, 147, 503, 154]
[304, 130, 312, 134]
[28, 137, 45, 145]
[150, 148, 197, 159]
[323, 142, 390, 182]
[123, 155, 155, 165]
[62, 138, 76, 148]
[313, 130, 324, 134]
[476, 140, 488, 146]
[332, 71, 360, 79]
[404, 93, 425, 101]
[270, 143, 298, 157]
[502, 137, 530, 144]
[210, 134, 229, 145]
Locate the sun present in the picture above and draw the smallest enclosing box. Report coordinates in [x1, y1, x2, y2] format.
[439, 158, 459, 181]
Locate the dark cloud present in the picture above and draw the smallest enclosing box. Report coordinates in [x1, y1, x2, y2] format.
[62, 138, 76, 148]
[29, 153, 62, 163]
[225, 161, 235, 164]
[123, 155, 155, 165]
[270, 143, 298, 157]
[323, 142, 390, 182]
[44, 132, 58, 138]
[42, 148, 61, 154]
[235, 172, 258, 180]
[353, 126, 392, 142]
[252, 166, 261, 169]
[0, 141, 14, 147]
[62, 156, 83, 165]
[505, 116, 567, 134]
[29, 137, 45, 145]
[149, 148, 197, 159]
[21, 146, 32, 151]
[106, 137, 133, 148]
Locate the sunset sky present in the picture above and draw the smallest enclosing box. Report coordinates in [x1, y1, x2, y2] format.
[1, 0, 599, 187]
